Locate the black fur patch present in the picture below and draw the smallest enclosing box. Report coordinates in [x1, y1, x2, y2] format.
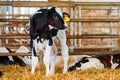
[6, 47, 12, 53]
[68, 66, 76, 71]
[33, 47, 37, 56]
[79, 57, 89, 63]
[68, 57, 90, 71]
[48, 28, 58, 46]
[75, 62, 81, 67]
[13, 56, 26, 66]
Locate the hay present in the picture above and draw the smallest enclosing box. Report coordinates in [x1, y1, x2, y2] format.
[0, 65, 120, 80]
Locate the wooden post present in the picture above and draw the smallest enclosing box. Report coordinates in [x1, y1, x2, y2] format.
[109, 7, 114, 46]
[116, 6, 120, 48]
[0, 3, 7, 47]
[78, 6, 82, 47]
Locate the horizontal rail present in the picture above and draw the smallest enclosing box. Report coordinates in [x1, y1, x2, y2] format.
[0, 19, 29, 22]
[0, 51, 120, 56]
[75, 2, 120, 6]
[74, 47, 112, 52]
[70, 19, 120, 22]
[0, 35, 29, 39]
[0, 18, 120, 23]
[0, 14, 31, 17]
[0, 14, 120, 18]
[67, 34, 119, 39]
[68, 51, 120, 55]
[0, 1, 74, 7]
[0, 53, 32, 56]
[0, 34, 119, 39]
[0, 1, 120, 7]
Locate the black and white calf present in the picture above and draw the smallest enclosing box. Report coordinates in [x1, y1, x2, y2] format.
[0, 46, 31, 77]
[30, 6, 68, 75]
[68, 54, 120, 71]
[0, 47, 31, 66]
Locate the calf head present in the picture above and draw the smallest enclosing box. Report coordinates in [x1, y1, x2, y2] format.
[47, 7, 67, 30]
[30, 6, 67, 40]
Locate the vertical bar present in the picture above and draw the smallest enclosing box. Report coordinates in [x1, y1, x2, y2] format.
[78, 6, 82, 47]
[69, 6, 74, 51]
[117, 6, 120, 48]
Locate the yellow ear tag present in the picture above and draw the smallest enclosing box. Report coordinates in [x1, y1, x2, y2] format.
[64, 16, 70, 22]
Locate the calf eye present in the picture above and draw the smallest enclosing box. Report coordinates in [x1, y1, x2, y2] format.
[53, 15, 58, 20]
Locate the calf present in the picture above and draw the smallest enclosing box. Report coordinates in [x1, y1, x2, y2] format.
[0, 46, 31, 77]
[30, 6, 69, 75]
[68, 54, 120, 71]
[0, 47, 31, 66]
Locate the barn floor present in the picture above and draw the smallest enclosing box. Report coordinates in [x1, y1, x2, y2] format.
[0, 64, 120, 80]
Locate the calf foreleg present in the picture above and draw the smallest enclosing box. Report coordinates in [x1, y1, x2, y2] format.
[50, 42, 57, 75]
[57, 30, 69, 73]
[43, 40, 52, 76]
[31, 40, 38, 74]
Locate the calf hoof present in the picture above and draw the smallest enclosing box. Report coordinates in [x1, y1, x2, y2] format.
[63, 69, 67, 74]
[31, 71, 34, 74]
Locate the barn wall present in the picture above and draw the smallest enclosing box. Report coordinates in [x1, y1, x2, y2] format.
[0, 1, 120, 67]
[49, 0, 120, 66]
[73, 0, 120, 2]
[49, 0, 120, 2]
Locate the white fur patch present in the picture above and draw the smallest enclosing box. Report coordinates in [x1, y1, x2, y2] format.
[32, 10, 42, 18]
[35, 11, 42, 14]
[78, 58, 104, 70]
[21, 56, 31, 66]
[0, 47, 10, 53]
[15, 46, 31, 65]
[47, 6, 62, 18]
[31, 56, 39, 74]
[47, 6, 52, 10]
[0, 47, 14, 61]
[110, 56, 119, 69]
[55, 7, 62, 18]
[33, 39, 47, 51]
[16, 46, 30, 53]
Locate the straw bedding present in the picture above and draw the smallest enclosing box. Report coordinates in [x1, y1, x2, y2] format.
[0, 64, 120, 80]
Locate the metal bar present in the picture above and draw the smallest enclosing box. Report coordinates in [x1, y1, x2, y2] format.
[0, 34, 119, 39]
[0, 19, 29, 22]
[0, 1, 74, 7]
[67, 34, 119, 39]
[75, 2, 120, 6]
[0, 51, 120, 56]
[0, 18, 120, 22]
[65, 51, 120, 55]
[0, 53, 32, 56]
[1, 1, 120, 7]
[70, 19, 120, 22]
